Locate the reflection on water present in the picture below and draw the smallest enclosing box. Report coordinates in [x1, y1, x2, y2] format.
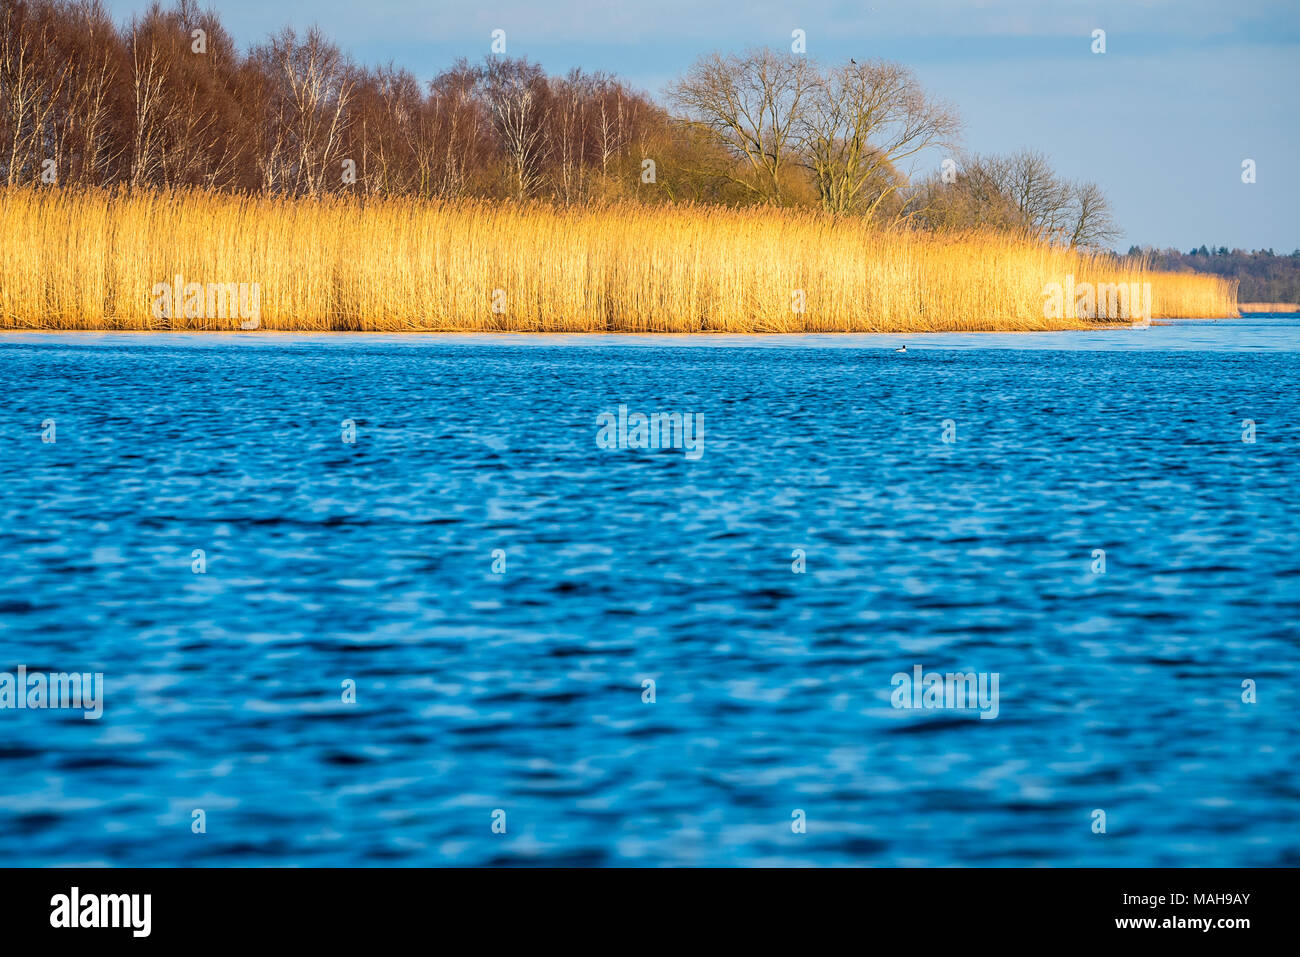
[1, 318, 1297, 865]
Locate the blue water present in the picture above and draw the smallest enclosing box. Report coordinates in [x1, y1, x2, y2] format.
[2, 318, 1298, 866]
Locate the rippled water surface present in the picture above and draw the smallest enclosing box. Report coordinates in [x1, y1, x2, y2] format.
[2, 318, 1298, 866]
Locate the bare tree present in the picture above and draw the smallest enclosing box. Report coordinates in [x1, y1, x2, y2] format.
[1066, 180, 1119, 249]
[913, 150, 1119, 248]
[0, 1, 71, 185]
[667, 48, 816, 204]
[800, 59, 959, 220]
[907, 160, 1027, 234]
[423, 60, 490, 198]
[977, 151, 1119, 248]
[47, 1, 125, 186]
[348, 64, 423, 196]
[158, 3, 244, 188]
[549, 69, 593, 204]
[595, 76, 636, 185]
[480, 57, 550, 200]
[258, 27, 355, 195]
[996, 150, 1072, 238]
[124, 10, 175, 188]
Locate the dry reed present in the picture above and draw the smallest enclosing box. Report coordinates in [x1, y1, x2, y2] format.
[0, 187, 1238, 332]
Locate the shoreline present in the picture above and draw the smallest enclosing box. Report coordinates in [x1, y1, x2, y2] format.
[0, 321, 1173, 336]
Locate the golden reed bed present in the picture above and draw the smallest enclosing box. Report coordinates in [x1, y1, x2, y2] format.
[1, 187, 1237, 332]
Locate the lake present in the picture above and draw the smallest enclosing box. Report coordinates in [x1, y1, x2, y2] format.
[1, 317, 1297, 866]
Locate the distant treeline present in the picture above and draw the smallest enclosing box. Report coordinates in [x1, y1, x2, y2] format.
[4, 0, 1118, 246]
[1127, 247, 1300, 303]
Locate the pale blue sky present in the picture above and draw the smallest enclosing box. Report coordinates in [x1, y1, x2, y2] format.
[104, 0, 1299, 251]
